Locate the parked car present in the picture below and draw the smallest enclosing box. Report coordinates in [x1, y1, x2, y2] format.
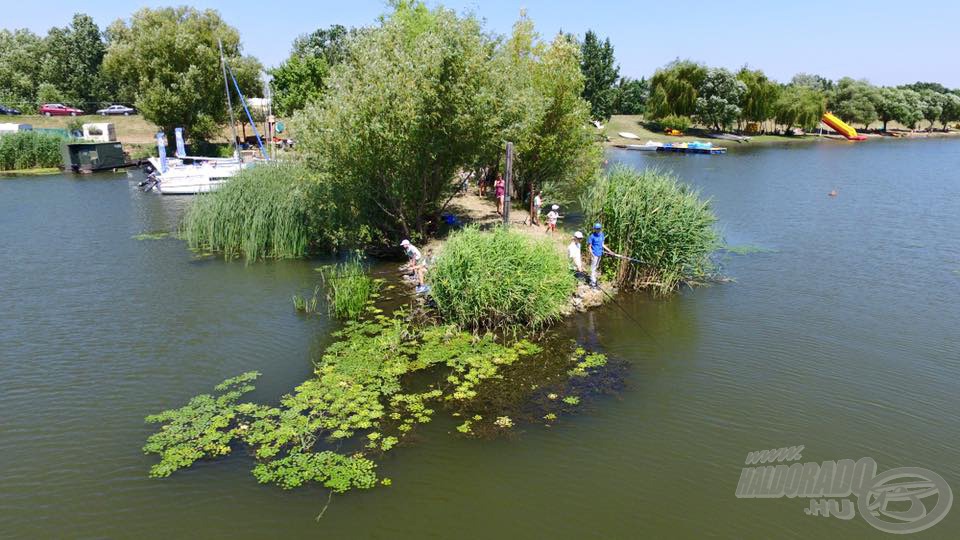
[39, 103, 84, 116]
[0, 104, 22, 115]
[96, 104, 136, 116]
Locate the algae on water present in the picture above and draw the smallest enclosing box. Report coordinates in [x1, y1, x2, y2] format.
[132, 231, 170, 241]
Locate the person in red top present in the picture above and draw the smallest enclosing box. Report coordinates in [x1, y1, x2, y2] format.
[494, 175, 506, 215]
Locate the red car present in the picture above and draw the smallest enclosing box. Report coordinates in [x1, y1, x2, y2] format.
[39, 103, 84, 116]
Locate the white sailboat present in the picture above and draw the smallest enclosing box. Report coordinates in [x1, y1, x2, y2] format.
[144, 153, 245, 194]
[142, 40, 268, 195]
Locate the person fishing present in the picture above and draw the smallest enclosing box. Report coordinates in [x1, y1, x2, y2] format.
[587, 223, 616, 288]
[568, 231, 584, 274]
[399, 239, 425, 289]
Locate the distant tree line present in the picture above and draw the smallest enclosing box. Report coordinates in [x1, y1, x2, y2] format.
[569, 31, 960, 133]
[0, 9, 263, 145]
[5, 11, 958, 140]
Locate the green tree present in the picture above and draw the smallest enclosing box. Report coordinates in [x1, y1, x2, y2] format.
[296, 3, 600, 243]
[896, 88, 924, 129]
[790, 73, 833, 93]
[613, 77, 648, 115]
[939, 92, 960, 130]
[829, 78, 879, 128]
[647, 60, 707, 119]
[39, 13, 106, 108]
[35, 82, 66, 105]
[102, 7, 263, 145]
[917, 89, 945, 129]
[695, 67, 746, 131]
[290, 25, 356, 67]
[872, 87, 908, 131]
[296, 2, 496, 241]
[736, 68, 779, 127]
[0, 29, 45, 107]
[579, 30, 619, 120]
[901, 81, 950, 94]
[269, 25, 358, 116]
[269, 55, 328, 116]
[774, 85, 825, 132]
[510, 30, 602, 202]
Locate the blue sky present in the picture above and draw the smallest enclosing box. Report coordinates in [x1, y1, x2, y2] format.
[6, 0, 960, 87]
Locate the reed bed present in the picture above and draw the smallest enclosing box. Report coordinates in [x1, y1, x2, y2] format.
[0, 132, 63, 171]
[581, 165, 718, 293]
[180, 163, 314, 260]
[318, 256, 378, 320]
[428, 227, 575, 332]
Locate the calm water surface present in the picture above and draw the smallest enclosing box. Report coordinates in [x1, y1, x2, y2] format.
[1, 138, 959, 538]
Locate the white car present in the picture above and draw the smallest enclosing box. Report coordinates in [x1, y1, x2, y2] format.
[96, 105, 136, 116]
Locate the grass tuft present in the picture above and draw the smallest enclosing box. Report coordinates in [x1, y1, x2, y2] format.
[318, 256, 378, 320]
[427, 227, 575, 332]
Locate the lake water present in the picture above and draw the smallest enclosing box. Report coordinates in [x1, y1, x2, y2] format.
[1, 138, 959, 538]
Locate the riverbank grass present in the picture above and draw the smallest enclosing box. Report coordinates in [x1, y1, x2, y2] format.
[180, 163, 315, 260]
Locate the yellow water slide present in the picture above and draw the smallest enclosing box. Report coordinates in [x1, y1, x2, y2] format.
[821, 113, 866, 140]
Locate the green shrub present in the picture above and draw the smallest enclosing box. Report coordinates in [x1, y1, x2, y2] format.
[581, 165, 718, 292]
[428, 227, 575, 331]
[0, 131, 63, 170]
[658, 114, 691, 132]
[180, 162, 318, 260]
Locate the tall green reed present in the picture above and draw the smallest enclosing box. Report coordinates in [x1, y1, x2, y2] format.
[580, 165, 718, 293]
[318, 256, 378, 320]
[0, 132, 63, 170]
[180, 162, 314, 261]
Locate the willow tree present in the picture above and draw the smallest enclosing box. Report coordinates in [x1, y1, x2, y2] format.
[774, 85, 826, 132]
[736, 68, 779, 129]
[296, 2, 495, 241]
[647, 60, 707, 119]
[489, 14, 602, 203]
[297, 4, 600, 243]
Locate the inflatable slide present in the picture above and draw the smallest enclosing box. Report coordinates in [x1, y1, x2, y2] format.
[821, 113, 867, 141]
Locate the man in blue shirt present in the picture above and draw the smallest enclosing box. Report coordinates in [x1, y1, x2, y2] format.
[587, 223, 611, 288]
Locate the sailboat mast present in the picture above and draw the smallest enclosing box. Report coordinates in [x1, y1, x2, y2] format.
[218, 39, 240, 158]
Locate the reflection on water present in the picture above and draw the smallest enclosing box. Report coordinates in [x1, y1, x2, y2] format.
[1, 138, 959, 538]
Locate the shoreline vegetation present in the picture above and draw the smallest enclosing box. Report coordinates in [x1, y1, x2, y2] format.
[602, 114, 960, 149]
[2, 0, 931, 502]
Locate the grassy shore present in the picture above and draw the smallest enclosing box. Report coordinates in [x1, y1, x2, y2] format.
[602, 115, 959, 150]
[0, 167, 60, 177]
[16, 114, 259, 146]
[601, 115, 820, 148]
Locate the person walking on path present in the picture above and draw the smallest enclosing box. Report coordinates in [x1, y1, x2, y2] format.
[546, 204, 560, 234]
[494, 175, 506, 215]
[568, 231, 584, 274]
[587, 223, 615, 288]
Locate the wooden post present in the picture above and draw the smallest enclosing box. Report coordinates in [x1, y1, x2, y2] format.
[503, 141, 513, 226]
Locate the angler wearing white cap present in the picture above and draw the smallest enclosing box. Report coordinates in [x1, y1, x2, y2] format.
[546, 204, 560, 234]
[400, 239, 422, 266]
[568, 231, 584, 273]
